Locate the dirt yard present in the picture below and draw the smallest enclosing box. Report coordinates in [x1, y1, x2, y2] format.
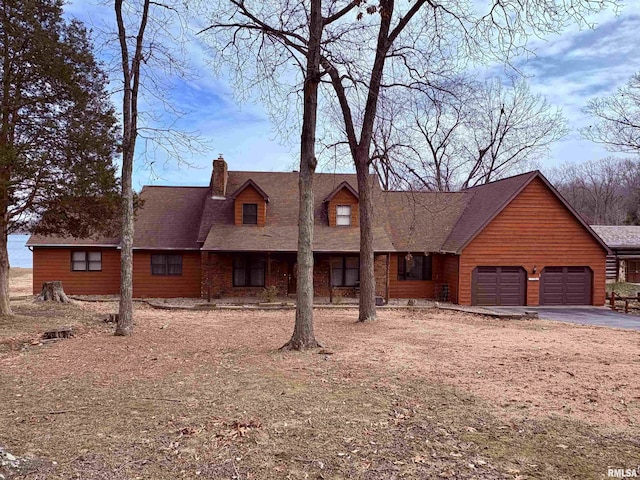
[1, 271, 639, 479]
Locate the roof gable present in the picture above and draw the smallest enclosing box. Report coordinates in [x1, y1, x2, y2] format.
[230, 179, 270, 203]
[323, 181, 359, 202]
[442, 171, 609, 254]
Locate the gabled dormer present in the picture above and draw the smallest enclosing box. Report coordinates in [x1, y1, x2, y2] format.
[231, 179, 269, 226]
[324, 181, 359, 227]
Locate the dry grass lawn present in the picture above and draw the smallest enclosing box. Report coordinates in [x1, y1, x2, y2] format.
[9, 268, 32, 297]
[1, 270, 639, 479]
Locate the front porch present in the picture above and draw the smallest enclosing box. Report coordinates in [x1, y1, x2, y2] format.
[200, 251, 458, 303]
[201, 251, 389, 301]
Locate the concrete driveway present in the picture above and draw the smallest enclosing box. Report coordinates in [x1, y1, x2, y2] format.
[491, 306, 640, 331]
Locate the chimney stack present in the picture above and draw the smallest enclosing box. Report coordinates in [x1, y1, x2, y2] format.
[211, 154, 228, 198]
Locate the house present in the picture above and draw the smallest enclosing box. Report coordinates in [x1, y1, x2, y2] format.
[591, 226, 640, 283]
[27, 157, 609, 306]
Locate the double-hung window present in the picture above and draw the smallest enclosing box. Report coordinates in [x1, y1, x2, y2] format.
[331, 256, 359, 287]
[233, 254, 265, 287]
[151, 254, 183, 276]
[71, 251, 102, 271]
[397, 254, 432, 281]
[336, 205, 351, 226]
[243, 203, 258, 225]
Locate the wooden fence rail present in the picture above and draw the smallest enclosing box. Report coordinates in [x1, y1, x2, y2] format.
[608, 291, 640, 313]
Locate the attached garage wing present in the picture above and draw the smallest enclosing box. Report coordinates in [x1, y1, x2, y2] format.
[472, 266, 526, 306]
[540, 266, 592, 305]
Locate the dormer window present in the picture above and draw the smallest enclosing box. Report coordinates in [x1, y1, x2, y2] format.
[324, 181, 358, 227]
[336, 205, 351, 226]
[232, 179, 269, 226]
[243, 203, 258, 225]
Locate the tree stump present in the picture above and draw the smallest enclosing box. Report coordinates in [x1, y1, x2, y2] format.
[42, 326, 73, 339]
[37, 281, 71, 303]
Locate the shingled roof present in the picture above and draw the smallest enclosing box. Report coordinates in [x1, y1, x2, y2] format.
[26, 186, 208, 249]
[381, 191, 469, 252]
[591, 225, 640, 249]
[198, 171, 394, 252]
[133, 186, 208, 249]
[26, 234, 120, 247]
[28, 165, 606, 255]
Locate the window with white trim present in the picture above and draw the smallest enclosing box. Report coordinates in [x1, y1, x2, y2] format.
[71, 251, 102, 271]
[336, 205, 351, 226]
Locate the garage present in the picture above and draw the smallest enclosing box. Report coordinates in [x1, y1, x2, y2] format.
[539, 266, 592, 305]
[471, 266, 526, 306]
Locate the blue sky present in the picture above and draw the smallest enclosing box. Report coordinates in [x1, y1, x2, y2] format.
[65, 2, 639, 189]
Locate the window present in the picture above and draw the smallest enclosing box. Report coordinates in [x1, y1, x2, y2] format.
[243, 203, 258, 224]
[233, 254, 265, 286]
[71, 251, 102, 271]
[336, 205, 351, 226]
[151, 254, 183, 276]
[331, 256, 359, 287]
[398, 254, 432, 281]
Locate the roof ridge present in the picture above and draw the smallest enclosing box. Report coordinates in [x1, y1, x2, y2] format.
[440, 190, 476, 250]
[140, 185, 209, 189]
[383, 190, 467, 195]
[462, 170, 539, 191]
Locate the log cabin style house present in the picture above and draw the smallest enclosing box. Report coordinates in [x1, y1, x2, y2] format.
[27, 157, 609, 306]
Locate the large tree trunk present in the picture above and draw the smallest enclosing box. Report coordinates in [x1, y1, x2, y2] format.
[114, 0, 149, 336]
[0, 227, 11, 315]
[281, 0, 323, 351]
[355, 153, 377, 322]
[115, 157, 134, 336]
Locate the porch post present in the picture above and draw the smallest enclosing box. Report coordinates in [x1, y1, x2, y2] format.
[266, 252, 271, 288]
[329, 255, 333, 303]
[386, 253, 390, 303]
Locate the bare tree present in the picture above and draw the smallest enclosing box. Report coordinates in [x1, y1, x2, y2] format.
[112, 0, 148, 336]
[199, 0, 363, 348]
[372, 77, 567, 192]
[549, 157, 640, 225]
[582, 72, 640, 155]
[111, 0, 204, 336]
[461, 78, 567, 187]
[282, 0, 324, 350]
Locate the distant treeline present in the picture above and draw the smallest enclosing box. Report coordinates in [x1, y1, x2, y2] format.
[547, 158, 640, 225]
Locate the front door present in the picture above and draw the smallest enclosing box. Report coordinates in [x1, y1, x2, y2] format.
[628, 260, 640, 283]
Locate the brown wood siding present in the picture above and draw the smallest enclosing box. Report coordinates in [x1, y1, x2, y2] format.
[133, 251, 202, 298]
[441, 254, 459, 303]
[234, 185, 267, 226]
[328, 189, 359, 227]
[389, 253, 442, 299]
[32, 247, 120, 295]
[458, 177, 606, 306]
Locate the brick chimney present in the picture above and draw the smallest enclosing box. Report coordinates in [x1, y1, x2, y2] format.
[210, 154, 228, 198]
